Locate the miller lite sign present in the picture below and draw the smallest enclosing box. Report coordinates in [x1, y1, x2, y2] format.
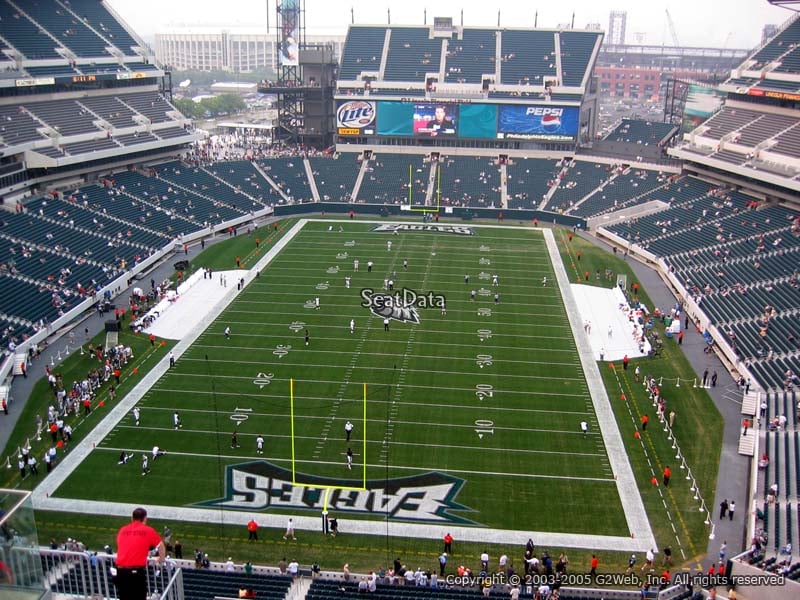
[337, 100, 376, 135]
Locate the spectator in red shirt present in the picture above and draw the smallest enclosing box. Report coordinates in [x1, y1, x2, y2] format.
[247, 519, 258, 541]
[0, 558, 13, 584]
[115, 507, 165, 600]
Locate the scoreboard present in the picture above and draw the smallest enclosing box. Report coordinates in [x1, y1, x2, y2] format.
[336, 99, 580, 142]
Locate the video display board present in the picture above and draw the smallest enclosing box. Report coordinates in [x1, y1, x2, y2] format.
[458, 104, 498, 139]
[497, 105, 579, 141]
[364, 101, 579, 142]
[413, 104, 458, 137]
[683, 84, 726, 128]
[376, 101, 414, 136]
[377, 102, 458, 137]
[278, 0, 300, 66]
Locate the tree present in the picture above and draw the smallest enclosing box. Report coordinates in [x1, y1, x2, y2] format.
[173, 98, 204, 120]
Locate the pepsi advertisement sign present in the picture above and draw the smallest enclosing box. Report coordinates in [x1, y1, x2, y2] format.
[337, 100, 376, 135]
[497, 105, 579, 141]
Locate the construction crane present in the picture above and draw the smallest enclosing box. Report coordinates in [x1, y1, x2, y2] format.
[722, 31, 734, 49]
[665, 9, 680, 47]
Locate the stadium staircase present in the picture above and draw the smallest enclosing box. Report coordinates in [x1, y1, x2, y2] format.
[538, 171, 562, 210]
[196, 165, 271, 207]
[350, 157, 369, 202]
[499, 162, 508, 209]
[425, 161, 437, 206]
[742, 391, 759, 420]
[756, 391, 800, 559]
[112, 187, 201, 234]
[303, 158, 321, 202]
[586, 176, 675, 218]
[570, 171, 619, 214]
[249, 162, 292, 204]
[53, 193, 169, 244]
[379, 29, 391, 80]
[738, 428, 756, 456]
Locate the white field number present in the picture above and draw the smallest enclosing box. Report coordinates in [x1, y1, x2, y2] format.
[475, 419, 494, 439]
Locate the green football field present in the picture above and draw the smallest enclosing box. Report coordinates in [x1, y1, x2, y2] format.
[49, 221, 635, 538]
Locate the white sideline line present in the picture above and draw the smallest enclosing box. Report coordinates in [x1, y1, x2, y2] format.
[31, 219, 655, 553]
[30, 218, 308, 505]
[543, 226, 656, 550]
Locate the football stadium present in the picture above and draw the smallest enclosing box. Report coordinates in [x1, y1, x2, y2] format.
[0, 1, 798, 599]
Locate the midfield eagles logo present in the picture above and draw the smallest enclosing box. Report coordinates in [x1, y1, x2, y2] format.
[372, 223, 474, 235]
[360, 287, 446, 323]
[197, 460, 476, 524]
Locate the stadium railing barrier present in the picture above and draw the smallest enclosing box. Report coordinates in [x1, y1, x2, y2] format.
[36, 547, 183, 600]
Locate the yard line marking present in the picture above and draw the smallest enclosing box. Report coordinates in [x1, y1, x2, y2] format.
[311, 324, 371, 460]
[179, 352, 581, 369]
[167, 365, 587, 382]
[97, 446, 615, 482]
[228, 300, 568, 317]
[195, 344, 578, 358]
[148, 388, 594, 415]
[381, 236, 432, 461]
[193, 328, 575, 346]
[112, 422, 605, 460]
[151, 381, 588, 400]
[114, 412, 595, 437]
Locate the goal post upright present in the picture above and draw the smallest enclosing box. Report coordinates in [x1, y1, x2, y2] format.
[363, 382, 368, 490]
[290, 377, 296, 485]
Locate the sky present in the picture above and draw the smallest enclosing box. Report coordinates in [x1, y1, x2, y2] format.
[107, 0, 791, 50]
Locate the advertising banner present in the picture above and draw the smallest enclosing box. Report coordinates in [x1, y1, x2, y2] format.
[497, 105, 579, 141]
[336, 100, 376, 135]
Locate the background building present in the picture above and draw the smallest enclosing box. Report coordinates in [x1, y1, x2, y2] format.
[155, 29, 344, 72]
[608, 10, 627, 46]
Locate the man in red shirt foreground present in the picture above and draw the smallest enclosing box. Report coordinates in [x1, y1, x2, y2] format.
[115, 507, 165, 600]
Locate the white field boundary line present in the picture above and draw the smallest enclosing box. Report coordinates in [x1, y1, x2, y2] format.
[31, 219, 655, 552]
[29, 218, 308, 506]
[543, 226, 657, 550]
